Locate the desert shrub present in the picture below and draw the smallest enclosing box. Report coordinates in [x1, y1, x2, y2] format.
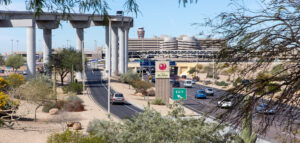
[132, 80, 154, 95]
[188, 67, 196, 74]
[0, 92, 10, 110]
[193, 76, 200, 81]
[151, 98, 165, 105]
[6, 73, 24, 88]
[47, 129, 106, 143]
[233, 77, 243, 86]
[42, 100, 65, 113]
[206, 72, 220, 79]
[147, 89, 155, 96]
[0, 77, 9, 91]
[215, 81, 229, 86]
[42, 102, 57, 113]
[87, 107, 242, 143]
[62, 83, 83, 94]
[270, 64, 286, 75]
[64, 95, 84, 112]
[226, 77, 230, 82]
[120, 70, 140, 84]
[204, 80, 212, 85]
[0, 92, 19, 111]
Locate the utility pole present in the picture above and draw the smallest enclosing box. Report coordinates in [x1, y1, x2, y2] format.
[212, 55, 215, 82]
[16, 40, 19, 52]
[108, 18, 112, 116]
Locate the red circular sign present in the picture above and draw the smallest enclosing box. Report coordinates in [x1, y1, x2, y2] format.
[159, 63, 167, 70]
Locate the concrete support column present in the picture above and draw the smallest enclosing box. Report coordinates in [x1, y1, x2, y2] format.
[105, 26, 110, 76]
[111, 26, 118, 76]
[26, 26, 36, 76]
[76, 28, 84, 51]
[43, 29, 51, 73]
[118, 27, 125, 74]
[124, 27, 129, 73]
[76, 28, 84, 80]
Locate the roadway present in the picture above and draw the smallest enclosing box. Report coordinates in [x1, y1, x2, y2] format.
[85, 69, 143, 119]
[174, 81, 300, 143]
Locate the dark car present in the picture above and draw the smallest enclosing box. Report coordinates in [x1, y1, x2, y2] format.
[151, 76, 155, 83]
[172, 81, 180, 87]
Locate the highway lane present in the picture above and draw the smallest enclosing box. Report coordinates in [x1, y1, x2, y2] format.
[173, 81, 300, 142]
[86, 69, 143, 119]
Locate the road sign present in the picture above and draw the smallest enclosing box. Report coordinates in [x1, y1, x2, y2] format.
[149, 75, 152, 80]
[155, 61, 170, 79]
[191, 74, 194, 77]
[172, 88, 187, 101]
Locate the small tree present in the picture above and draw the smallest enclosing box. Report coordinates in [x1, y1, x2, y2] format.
[0, 54, 4, 66]
[86, 106, 242, 143]
[5, 55, 25, 72]
[48, 48, 83, 85]
[188, 67, 196, 74]
[20, 75, 54, 121]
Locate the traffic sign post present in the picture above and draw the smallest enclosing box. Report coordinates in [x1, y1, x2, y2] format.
[172, 88, 187, 101]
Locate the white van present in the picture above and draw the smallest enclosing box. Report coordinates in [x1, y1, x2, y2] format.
[184, 80, 193, 88]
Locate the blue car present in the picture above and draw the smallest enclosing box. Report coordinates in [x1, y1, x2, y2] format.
[195, 90, 207, 99]
[256, 104, 276, 114]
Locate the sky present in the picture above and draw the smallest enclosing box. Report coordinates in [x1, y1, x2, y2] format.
[0, 0, 258, 54]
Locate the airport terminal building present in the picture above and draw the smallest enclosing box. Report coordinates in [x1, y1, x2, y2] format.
[128, 29, 226, 61]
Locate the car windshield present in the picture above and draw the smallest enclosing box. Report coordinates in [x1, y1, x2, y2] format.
[185, 81, 192, 84]
[115, 94, 123, 97]
[197, 91, 205, 94]
[207, 88, 212, 91]
[223, 98, 232, 102]
[259, 104, 268, 108]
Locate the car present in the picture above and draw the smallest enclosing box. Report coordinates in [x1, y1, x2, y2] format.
[183, 80, 193, 88]
[195, 90, 207, 99]
[172, 81, 180, 87]
[256, 104, 276, 114]
[170, 78, 175, 83]
[192, 79, 196, 84]
[110, 93, 125, 104]
[204, 88, 214, 96]
[151, 76, 155, 83]
[181, 75, 187, 79]
[217, 96, 234, 108]
[22, 71, 27, 75]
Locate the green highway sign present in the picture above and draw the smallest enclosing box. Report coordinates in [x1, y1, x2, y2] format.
[173, 88, 187, 101]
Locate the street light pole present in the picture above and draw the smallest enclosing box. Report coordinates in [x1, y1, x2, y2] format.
[11, 39, 13, 54]
[212, 55, 215, 82]
[108, 18, 112, 116]
[16, 40, 19, 52]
